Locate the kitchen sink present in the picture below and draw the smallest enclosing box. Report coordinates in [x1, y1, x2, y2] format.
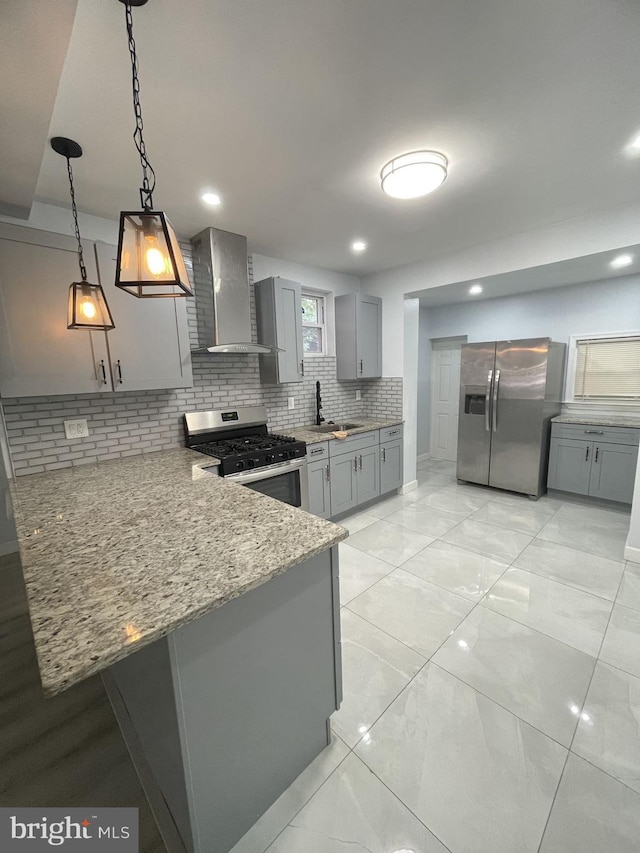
[308, 423, 362, 433]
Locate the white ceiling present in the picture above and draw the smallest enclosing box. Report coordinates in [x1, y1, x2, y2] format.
[413, 245, 640, 306]
[3, 0, 640, 274]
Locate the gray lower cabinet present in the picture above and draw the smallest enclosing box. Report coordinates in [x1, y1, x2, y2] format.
[380, 438, 403, 493]
[255, 277, 304, 384]
[307, 458, 331, 519]
[329, 453, 359, 515]
[356, 445, 380, 503]
[548, 423, 638, 504]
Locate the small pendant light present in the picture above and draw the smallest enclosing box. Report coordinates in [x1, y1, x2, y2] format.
[51, 137, 116, 331]
[115, 0, 192, 298]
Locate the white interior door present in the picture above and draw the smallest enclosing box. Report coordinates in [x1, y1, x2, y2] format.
[430, 341, 462, 461]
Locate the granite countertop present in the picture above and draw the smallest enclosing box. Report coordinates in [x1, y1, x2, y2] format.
[287, 418, 404, 445]
[552, 414, 640, 428]
[10, 448, 348, 697]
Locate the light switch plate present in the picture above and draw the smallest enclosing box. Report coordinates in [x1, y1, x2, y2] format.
[64, 418, 89, 439]
[287, 397, 295, 410]
[355, 390, 362, 401]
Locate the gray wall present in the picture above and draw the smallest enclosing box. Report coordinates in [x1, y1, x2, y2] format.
[418, 275, 640, 455]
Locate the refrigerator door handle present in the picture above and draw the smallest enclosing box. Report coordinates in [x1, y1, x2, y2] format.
[492, 369, 501, 432]
[485, 370, 493, 432]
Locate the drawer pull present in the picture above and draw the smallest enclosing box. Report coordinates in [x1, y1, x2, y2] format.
[310, 448, 324, 455]
[388, 429, 399, 436]
[584, 430, 604, 435]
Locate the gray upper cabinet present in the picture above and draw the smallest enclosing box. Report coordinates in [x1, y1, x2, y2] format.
[0, 223, 110, 398]
[548, 423, 638, 504]
[255, 277, 303, 384]
[335, 293, 382, 380]
[94, 244, 193, 392]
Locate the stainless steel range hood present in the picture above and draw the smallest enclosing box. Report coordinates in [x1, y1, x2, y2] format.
[190, 227, 274, 354]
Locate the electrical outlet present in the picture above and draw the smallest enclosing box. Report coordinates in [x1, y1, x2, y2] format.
[287, 397, 295, 411]
[355, 390, 362, 401]
[64, 418, 89, 439]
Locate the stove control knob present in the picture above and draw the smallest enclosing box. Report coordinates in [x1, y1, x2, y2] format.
[236, 461, 244, 471]
[265, 454, 274, 464]
[246, 459, 256, 469]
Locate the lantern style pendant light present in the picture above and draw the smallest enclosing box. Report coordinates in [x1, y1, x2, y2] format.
[115, 0, 192, 298]
[51, 137, 116, 331]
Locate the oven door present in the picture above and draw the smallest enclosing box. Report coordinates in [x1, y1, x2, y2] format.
[225, 458, 309, 511]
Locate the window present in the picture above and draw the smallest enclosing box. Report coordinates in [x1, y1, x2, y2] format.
[573, 335, 640, 400]
[301, 291, 326, 355]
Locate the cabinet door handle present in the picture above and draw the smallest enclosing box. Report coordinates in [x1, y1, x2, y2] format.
[585, 446, 590, 462]
[115, 359, 123, 384]
[595, 446, 599, 463]
[98, 359, 107, 385]
[359, 359, 363, 375]
[584, 430, 604, 435]
[300, 360, 304, 377]
[381, 447, 386, 463]
[358, 454, 363, 470]
[353, 457, 358, 472]
[325, 465, 330, 482]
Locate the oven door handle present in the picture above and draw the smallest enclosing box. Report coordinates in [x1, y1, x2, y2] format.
[224, 458, 304, 485]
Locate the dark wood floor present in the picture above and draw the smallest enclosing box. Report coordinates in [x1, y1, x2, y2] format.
[0, 552, 166, 853]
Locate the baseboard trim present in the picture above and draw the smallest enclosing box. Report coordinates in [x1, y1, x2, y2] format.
[400, 480, 418, 494]
[0, 540, 18, 557]
[417, 453, 431, 462]
[624, 542, 640, 564]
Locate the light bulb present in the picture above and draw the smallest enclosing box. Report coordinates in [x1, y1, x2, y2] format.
[145, 243, 168, 276]
[80, 299, 97, 319]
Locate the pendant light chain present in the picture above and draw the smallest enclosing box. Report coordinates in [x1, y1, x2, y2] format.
[124, 2, 156, 210]
[66, 156, 88, 283]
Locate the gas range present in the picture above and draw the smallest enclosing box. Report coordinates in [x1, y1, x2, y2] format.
[184, 407, 307, 479]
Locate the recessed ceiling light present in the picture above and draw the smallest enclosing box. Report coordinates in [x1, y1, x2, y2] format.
[380, 150, 448, 199]
[469, 283, 483, 295]
[351, 240, 367, 253]
[201, 192, 222, 206]
[610, 253, 634, 268]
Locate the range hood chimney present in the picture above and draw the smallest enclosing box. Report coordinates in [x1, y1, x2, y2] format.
[190, 227, 273, 354]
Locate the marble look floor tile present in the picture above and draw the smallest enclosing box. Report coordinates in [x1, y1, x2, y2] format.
[491, 491, 565, 511]
[267, 753, 448, 853]
[539, 753, 640, 853]
[356, 663, 567, 853]
[513, 539, 624, 601]
[470, 500, 556, 535]
[364, 493, 420, 520]
[617, 562, 640, 612]
[385, 503, 462, 537]
[537, 504, 630, 561]
[409, 482, 449, 500]
[338, 511, 379, 536]
[337, 544, 394, 605]
[229, 735, 350, 853]
[402, 540, 508, 602]
[346, 520, 435, 567]
[432, 607, 596, 746]
[417, 487, 493, 516]
[599, 604, 640, 678]
[416, 471, 456, 487]
[572, 662, 640, 794]
[483, 568, 612, 656]
[331, 609, 424, 747]
[440, 518, 533, 563]
[348, 569, 473, 658]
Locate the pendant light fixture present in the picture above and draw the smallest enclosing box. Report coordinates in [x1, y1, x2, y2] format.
[115, 0, 192, 298]
[51, 137, 116, 331]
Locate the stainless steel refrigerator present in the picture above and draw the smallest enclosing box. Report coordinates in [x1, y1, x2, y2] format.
[456, 338, 565, 498]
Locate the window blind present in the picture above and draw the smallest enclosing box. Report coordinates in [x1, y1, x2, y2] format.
[574, 336, 640, 399]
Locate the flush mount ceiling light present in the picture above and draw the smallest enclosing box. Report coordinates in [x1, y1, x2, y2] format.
[469, 283, 483, 295]
[610, 253, 634, 268]
[114, 0, 192, 298]
[351, 240, 367, 252]
[50, 137, 115, 331]
[380, 150, 448, 199]
[201, 192, 222, 206]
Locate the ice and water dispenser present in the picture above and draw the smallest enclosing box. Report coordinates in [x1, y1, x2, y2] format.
[463, 387, 486, 416]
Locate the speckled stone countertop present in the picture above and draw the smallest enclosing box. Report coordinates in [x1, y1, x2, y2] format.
[286, 418, 404, 445]
[10, 448, 348, 697]
[552, 415, 640, 428]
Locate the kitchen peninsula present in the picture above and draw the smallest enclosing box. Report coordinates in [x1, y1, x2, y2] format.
[10, 448, 347, 853]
